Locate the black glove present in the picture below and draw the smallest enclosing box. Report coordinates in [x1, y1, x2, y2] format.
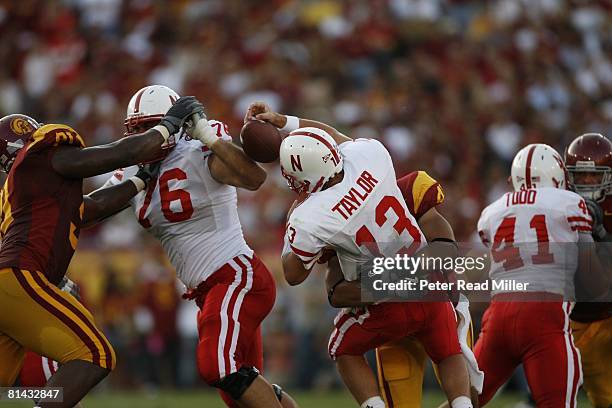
[159, 96, 204, 135]
[135, 161, 162, 186]
[585, 198, 608, 241]
[58, 277, 81, 301]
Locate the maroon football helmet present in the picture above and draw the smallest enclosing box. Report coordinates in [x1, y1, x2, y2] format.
[0, 114, 40, 173]
[564, 133, 612, 202]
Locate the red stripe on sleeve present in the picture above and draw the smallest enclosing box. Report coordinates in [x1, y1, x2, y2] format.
[290, 245, 319, 259]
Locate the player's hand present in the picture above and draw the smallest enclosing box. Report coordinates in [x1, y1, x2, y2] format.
[244, 101, 270, 123]
[160, 96, 204, 135]
[58, 277, 81, 301]
[186, 112, 219, 147]
[244, 101, 286, 128]
[585, 198, 607, 241]
[135, 161, 161, 186]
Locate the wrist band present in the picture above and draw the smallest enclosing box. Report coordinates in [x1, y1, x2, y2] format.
[196, 119, 219, 147]
[152, 125, 170, 142]
[129, 176, 146, 192]
[431, 237, 458, 248]
[281, 115, 300, 132]
[327, 278, 345, 305]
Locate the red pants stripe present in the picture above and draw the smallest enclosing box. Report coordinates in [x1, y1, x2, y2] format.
[475, 298, 582, 407]
[196, 254, 275, 387]
[328, 301, 461, 364]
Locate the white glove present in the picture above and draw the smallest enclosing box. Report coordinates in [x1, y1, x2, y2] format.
[189, 113, 218, 147]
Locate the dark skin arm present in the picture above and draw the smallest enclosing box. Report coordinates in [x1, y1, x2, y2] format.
[326, 207, 455, 308]
[207, 140, 266, 191]
[51, 129, 165, 179]
[81, 181, 139, 228]
[575, 233, 610, 300]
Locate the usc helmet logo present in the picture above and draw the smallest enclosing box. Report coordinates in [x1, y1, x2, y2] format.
[10, 118, 34, 135]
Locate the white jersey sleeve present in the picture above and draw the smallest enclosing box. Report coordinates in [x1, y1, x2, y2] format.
[477, 208, 491, 248]
[202, 120, 233, 154]
[564, 195, 593, 235]
[285, 208, 327, 270]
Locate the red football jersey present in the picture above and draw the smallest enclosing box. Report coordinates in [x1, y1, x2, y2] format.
[0, 124, 85, 284]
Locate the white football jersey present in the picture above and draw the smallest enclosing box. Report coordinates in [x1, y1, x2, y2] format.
[285, 138, 426, 281]
[105, 120, 253, 288]
[478, 187, 593, 296]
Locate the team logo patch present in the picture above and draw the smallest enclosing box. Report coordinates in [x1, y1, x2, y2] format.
[10, 118, 33, 135]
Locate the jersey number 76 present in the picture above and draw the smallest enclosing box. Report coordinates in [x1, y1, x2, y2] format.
[138, 168, 194, 227]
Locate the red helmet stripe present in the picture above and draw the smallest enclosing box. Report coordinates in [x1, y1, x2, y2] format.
[525, 145, 537, 189]
[291, 131, 340, 163]
[133, 86, 150, 113]
[310, 176, 325, 193]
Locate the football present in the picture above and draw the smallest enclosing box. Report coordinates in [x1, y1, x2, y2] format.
[240, 120, 282, 163]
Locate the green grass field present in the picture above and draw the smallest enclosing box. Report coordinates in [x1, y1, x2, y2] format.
[3, 390, 591, 407]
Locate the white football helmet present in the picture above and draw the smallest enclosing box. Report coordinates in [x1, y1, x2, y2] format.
[279, 127, 343, 194]
[125, 85, 180, 161]
[511, 143, 567, 191]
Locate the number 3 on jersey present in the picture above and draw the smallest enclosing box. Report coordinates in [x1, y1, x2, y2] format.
[355, 195, 422, 255]
[138, 168, 194, 227]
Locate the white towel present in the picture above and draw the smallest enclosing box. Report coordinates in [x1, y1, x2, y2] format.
[455, 295, 485, 394]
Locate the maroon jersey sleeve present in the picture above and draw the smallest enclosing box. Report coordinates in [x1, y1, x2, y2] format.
[397, 171, 445, 219]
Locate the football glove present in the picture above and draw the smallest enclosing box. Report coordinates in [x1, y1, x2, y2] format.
[135, 161, 162, 187]
[585, 198, 608, 241]
[159, 96, 204, 135]
[58, 277, 81, 301]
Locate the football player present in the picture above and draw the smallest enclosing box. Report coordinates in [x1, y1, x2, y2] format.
[246, 102, 474, 408]
[475, 143, 609, 407]
[74, 85, 297, 408]
[325, 171, 483, 407]
[565, 133, 612, 408]
[0, 96, 201, 407]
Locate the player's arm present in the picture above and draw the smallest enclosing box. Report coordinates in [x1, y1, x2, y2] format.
[52, 96, 203, 179]
[244, 101, 352, 145]
[82, 183, 135, 228]
[187, 115, 266, 190]
[325, 256, 368, 307]
[207, 144, 266, 191]
[81, 164, 159, 228]
[569, 199, 611, 299]
[576, 232, 610, 300]
[281, 209, 325, 286]
[282, 252, 312, 286]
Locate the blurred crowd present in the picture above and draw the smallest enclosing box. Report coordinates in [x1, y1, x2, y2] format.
[0, 0, 610, 392]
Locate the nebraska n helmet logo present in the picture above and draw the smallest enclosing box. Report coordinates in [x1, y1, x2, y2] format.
[291, 154, 302, 171]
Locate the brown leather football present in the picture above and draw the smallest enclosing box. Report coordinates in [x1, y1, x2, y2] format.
[240, 120, 282, 163]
